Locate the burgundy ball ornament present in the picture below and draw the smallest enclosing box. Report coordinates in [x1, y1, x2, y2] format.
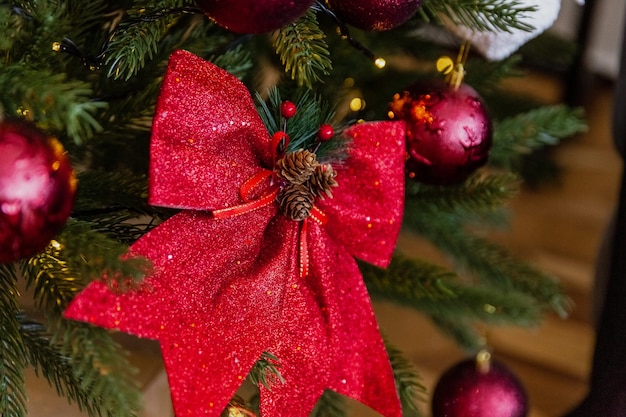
[432, 354, 528, 417]
[389, 79, 492, 185]
[327, 0, 423, 31]
[0, 119, 76, 263]
[196, 0, 315, 34]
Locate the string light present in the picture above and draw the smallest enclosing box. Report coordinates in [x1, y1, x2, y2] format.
[349, 97, 366, 112]
[374, 57, 386, 69]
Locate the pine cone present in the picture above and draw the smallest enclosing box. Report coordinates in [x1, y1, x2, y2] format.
[275, 150, 318, 185]
[307, 163, 338, 199]
[278, 184, 314, 221]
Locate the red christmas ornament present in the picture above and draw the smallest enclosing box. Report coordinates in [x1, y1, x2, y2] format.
[317, 124, 334, 141]
[0, 119, 76, 263]
[196, 0, 315, 33]
[389, 79, 492, 185]
[432, 354, 528, 417]
[327, 0, 423, 31]
[280, 101, 297, 119]
[65, 50, 406, 417]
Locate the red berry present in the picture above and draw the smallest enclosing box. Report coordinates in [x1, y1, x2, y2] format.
[318, 124, 334, 141]
[280, 101, 297, 119]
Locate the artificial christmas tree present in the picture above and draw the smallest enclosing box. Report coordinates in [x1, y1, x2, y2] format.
[0, 1, 587, 417]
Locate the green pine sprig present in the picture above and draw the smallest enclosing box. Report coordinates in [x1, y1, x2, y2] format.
[490, 105, 588, 171]
[0, 65, 106, 143]
[386, 340, 427, 417]
[310, 390, 347, 417]
[361, 256, 545, 326]
[0, 265, 28, 417]
[255, 88, 348, 163]
[421, 0, 537, 33]
[20, 316, 141, 417]
[273, 10, 332, 89]
[52, 322, 141, 417]
[248, 352, 285, 389]
[405, 172, 520, 217]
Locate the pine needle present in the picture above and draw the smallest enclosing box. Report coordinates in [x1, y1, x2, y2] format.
[385, 340, 427, 417]
[490, 105, 588, 171]
[0, 265, 28, 417]
[310, 390, 347, 417]
[421, 0, 537, 33]
[273, 10, 332, 89]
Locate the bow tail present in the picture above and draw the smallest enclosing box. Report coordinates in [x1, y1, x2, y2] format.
[256, 256, 334, 417]
[257, 223, 402, 417]
[310, 224, 402, 417]
[65, 209, 300, 417]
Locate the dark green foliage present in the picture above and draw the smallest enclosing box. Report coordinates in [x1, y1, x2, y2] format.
[310, 390, 347, 417]
[255, 88, 349, 163]
[248, 352, 285, 389]
[420, 0, 537, 32]
[21, 316, 139, 417]
[274, 10, 332, 89]
[0, 266, 28, 417]
[490, 105, 588, 171]
[385, 340, 427, 417]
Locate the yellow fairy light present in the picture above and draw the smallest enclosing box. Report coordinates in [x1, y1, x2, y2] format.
[374, 57, 386, 69]
[343, 77, 355, 88]
[52, 42, 62, 52]
[436, 56, 454, 75]
[349, 97, 365, 112]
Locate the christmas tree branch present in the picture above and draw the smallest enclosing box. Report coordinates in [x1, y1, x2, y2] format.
[57, 221, 150, 287]
[0, 65, 106, 143]
[52, 322, 142, 417]
[404, 214, 571, 317]
[420, 0, 537, 33]
[310, 390, 347, 417]
[429, 316, 485, 351]
[385, 340, 427, 417]
[490, 105, 588, 171]
[273, 10, 332, 89]
[248, 352, 285, 389]
[19, 315, 141, 417]
[405, 172, 520, 216]
[0, 265, 28, 417]
[362, 256, 544, 325]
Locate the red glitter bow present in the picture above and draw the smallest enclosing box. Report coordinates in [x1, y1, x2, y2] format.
[65, 50, 406, 417]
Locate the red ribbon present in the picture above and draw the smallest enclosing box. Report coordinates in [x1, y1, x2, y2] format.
[65, 50, 407, 417]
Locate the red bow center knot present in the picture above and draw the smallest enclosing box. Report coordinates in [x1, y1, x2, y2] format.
[213, 147, 337, 277]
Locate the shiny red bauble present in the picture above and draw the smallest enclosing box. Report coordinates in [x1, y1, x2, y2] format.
[327, 0, 423, 31]
[317, 124, 334, 141]
[196, 0, 315, 33]
[280, 101, 297, 119]
[0, 119, 76, 263]
[389, 80, 492, 185]
[432, 357, 528, 417]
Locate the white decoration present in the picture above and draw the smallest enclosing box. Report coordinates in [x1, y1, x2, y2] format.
[443, 0, 562, 61]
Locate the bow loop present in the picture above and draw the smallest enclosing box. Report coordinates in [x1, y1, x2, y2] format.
[149, 50, 272, 211]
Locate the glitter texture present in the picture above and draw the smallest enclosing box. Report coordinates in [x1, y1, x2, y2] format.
[64, 50, 406, 417]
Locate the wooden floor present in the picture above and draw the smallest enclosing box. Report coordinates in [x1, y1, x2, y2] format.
[23, 75, 620, 417]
